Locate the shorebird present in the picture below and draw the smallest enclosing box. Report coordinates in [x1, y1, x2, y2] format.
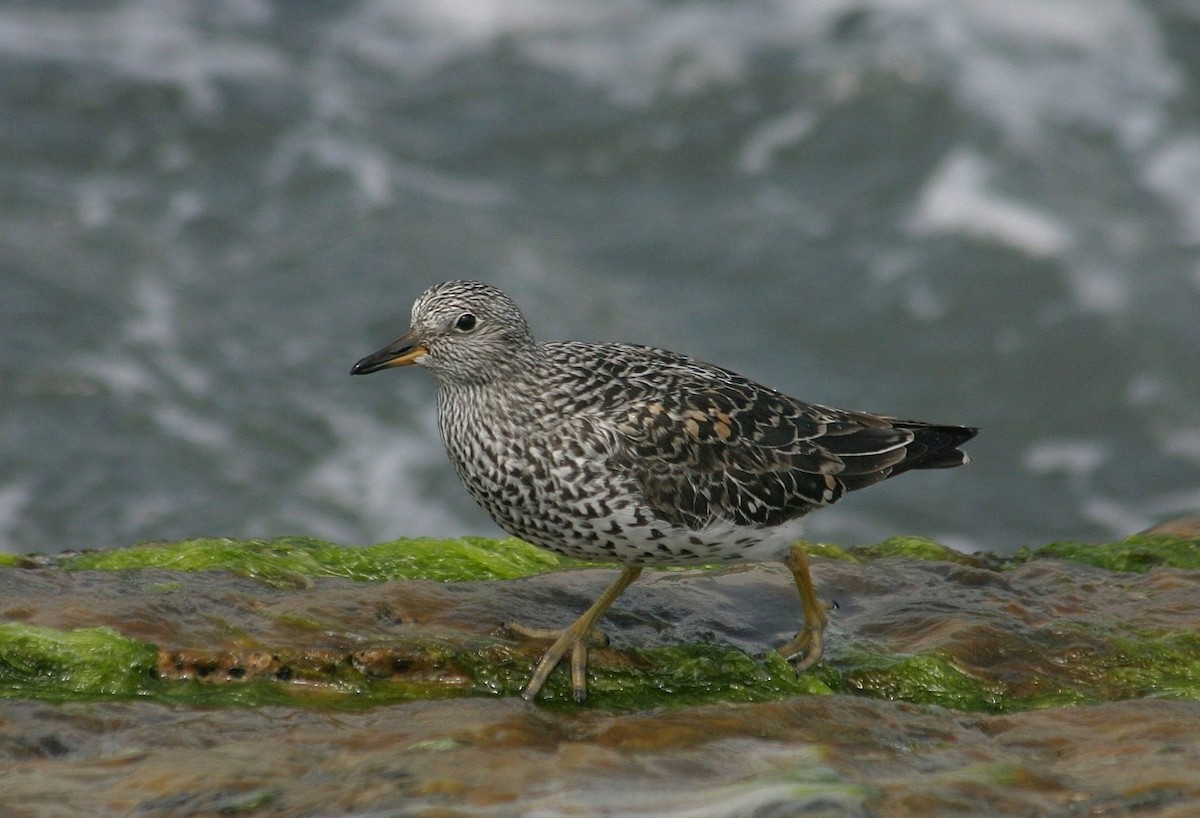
[352, 280, 977, 702]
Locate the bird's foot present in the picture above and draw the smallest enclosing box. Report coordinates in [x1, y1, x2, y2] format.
[501, 566, 644, 704]
[508, 619, 598, 703]
[501, 621, 610, 703]
[777, 543, 831, 673]
[775, 598, 831, 673]
[501, 621, 609, 648]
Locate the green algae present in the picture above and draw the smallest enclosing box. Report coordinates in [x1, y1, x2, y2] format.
[799, 537, 957, 563]
[42, 532, 1200, 587]
[2, 617, 1199, 712]
[1077, 630, 1200, 700]
[3, 532, 1200, 711]
[830, 651, 1010, 711]
[0, 619, 903, 711]
[0, 622, 469, 709]
[829, 628, 1200, 713]
[0, 623, 159, 700]
[524, 624, 1200, 712]
[833, 532, 1200, 572]
[853, 535, 971, 563]
[473, 644, 835, 710]
[58, 535, 579, 584]
[803, 536, 999, 568]
[0, 621, 830, 710]
[1017, 534, 1200, 573]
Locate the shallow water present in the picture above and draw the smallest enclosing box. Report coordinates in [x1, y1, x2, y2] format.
[7, 696, 1198, 817]
[3, 1, 1200, 555]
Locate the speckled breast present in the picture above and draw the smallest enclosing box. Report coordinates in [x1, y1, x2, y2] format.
[434, 382, 796, 567]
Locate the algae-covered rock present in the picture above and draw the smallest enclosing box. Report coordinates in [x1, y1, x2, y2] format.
[1, 532, 1199, 815]
[56, 535, 578, 583]
[2, 532, 1198, 710]
[0, 624, 158, 700]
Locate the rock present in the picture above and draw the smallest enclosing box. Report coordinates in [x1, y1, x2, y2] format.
[1, 534, 1198, 815]
[1141, 514, 1200, 539]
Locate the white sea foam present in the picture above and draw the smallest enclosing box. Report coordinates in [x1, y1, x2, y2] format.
[266, 135, 395, 207]
[906, 149, 1073, 258]
[1022, 440, 1109, 479]
[73, 275, 231, 462]
[0, 0, 1176, 144]
[0, 483, 32, 554]
[345, 0, 1178, 149]
[1160, 429, 1200, 464]
[507, 0, 1174, 131]
[0, 0, 287, 112]
[739, 109, 817, 175]
[299, 406, 478, 543]
[1082, 497, 1153, 538]
[150, 405, 231, 451]
[1063, 268, 1128, 314]
[1142, 136, 1200, 244]
[8, 0, 1186, 240]
[929, 0, 1178, 148]
[933, 533, 986, 555]
[76, 182, 114, 230]
[80, 276, 211, 401]
[77, 356, 157, 398]
[1144, 487, 1200, 520]
[902, 279, 947, 323]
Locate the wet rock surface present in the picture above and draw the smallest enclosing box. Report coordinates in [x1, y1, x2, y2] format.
[1, 536, 1199, 816]
[3, 694, 1199, 816]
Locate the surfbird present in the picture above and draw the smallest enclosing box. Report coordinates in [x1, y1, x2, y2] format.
[352, 280, 977, 702]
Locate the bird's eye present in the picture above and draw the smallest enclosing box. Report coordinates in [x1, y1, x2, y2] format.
[454, 312, 477, 332]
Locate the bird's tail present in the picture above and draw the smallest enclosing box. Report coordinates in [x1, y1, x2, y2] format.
[892, 423, 978, 473]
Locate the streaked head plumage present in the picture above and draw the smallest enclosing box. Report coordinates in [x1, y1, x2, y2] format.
[351, 280, 536, 384]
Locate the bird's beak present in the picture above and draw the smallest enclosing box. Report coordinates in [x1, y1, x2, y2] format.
[350, 329, 427, 375]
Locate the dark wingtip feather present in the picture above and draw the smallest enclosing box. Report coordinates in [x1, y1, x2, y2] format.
[895, 423, 978, 473]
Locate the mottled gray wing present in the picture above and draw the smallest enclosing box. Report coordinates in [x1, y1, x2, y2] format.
[609, 373, 920, 530]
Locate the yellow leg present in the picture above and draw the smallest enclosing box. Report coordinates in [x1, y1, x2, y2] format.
[775, 544, 828, 672]
[518, 567, 642, 703]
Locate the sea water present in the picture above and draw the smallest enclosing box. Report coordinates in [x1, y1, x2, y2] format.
[3, 0, 1200, 556]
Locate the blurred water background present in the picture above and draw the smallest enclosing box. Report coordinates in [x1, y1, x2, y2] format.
[3, 0, 1200, 556]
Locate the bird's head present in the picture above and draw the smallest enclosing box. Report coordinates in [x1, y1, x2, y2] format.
[351, 280, 536, 385]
